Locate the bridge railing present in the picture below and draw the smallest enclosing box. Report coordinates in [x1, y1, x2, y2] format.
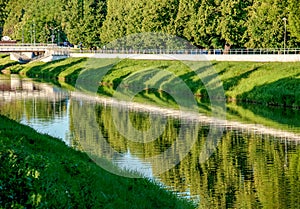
[0, 43, 51, 47]
[2, 45, 300, 55]
[75, 48, 300, 55]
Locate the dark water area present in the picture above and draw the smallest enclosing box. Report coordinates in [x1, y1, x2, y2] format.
[0, 75, 299, 208]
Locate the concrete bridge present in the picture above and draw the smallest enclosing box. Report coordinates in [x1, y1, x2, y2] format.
[0, 45, 70, 62]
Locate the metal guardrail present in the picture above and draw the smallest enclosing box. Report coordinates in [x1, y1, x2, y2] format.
[1, 44, 300, 55]
[0, 43, 52, 47]
[0, 45, 70, 56]
[0, 47, 49, 52]
[74, 48, 300, 55]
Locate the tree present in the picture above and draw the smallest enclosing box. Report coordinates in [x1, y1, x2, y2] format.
[217, 0, 252, 49]
[63, 0, 107, 47]
[100, 0, 128, 45]
[185, 0, 221, 48]
[288, 0, 300, 45]
[0, 0, 9, 36]
[245, 0, 288, 48]
[172, 0, 199, 38]
[141, 0, 178, 34]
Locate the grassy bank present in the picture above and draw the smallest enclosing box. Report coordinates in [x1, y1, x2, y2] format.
[1, 55, 300, 129]
[2, 57, 298, 108]
[1, 55, 299, 128]
[0, 54, 19, 72]
[0, 115, 195, 208]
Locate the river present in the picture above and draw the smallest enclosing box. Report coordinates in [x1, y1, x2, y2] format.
[0, 74, 299, 208]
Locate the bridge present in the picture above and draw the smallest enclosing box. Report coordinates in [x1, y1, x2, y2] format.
[0, 44, 70, 62]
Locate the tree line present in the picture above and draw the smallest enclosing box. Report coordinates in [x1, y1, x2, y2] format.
[1, 0, 300, 49]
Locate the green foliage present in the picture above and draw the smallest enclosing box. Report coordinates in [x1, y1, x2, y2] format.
[288, 0, 300, 42]
[0, 0, 9, 35]
[63, 0, 107, 46]
[1, 0, 300, 48]
[245, 0, 288, 48]
[218, 0, 251, 48]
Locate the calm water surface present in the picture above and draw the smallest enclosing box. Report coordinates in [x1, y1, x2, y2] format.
[0, 75, 300, 208]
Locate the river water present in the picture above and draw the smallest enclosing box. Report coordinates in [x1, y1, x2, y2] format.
[0, 74, 299, 208]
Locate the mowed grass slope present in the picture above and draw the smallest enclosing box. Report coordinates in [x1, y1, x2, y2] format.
[1, 56, 299, 108]
[0, 54, 19, 72]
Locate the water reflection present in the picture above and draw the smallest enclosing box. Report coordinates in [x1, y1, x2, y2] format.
[0, 74, 70, 144]
[0, 75, 299, 208]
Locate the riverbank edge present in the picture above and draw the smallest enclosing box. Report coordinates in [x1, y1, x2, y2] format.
[0, 115, 195, 208]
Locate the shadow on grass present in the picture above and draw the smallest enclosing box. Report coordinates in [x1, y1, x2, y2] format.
[26, 59, 85, 78]
[237, 75, 300, 108]
[223, 66, 260, 91]
[26, 58, 86, 86]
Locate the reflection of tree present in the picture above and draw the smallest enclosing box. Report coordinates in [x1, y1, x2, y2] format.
[70, 99, 300, 208]
[0, 100, 24, 121]
[159, 133, 300, 209]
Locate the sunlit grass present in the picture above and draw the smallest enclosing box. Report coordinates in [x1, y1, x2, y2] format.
[0, 54, 19, 71]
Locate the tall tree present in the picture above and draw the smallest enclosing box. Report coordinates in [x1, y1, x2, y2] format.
[100, 0, 128, 45]
[63, 0, 107, 47]
[172, 0, 199, 38]
[185, 0, 221, 48]
[0, 0, 9, 36]
[288, 0, 300, 45]
[141, 0, 178, 34]
[217, 0, 252, 49]
[245, 0, 288, 48]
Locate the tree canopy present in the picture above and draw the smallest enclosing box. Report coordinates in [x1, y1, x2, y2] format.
[0, 0, 299, 48]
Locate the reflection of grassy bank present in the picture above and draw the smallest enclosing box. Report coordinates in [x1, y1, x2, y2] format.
[0, 115, 194, 208]
[226, 103, 300, 132]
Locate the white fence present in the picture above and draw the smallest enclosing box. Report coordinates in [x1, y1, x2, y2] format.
[75, 48, 300, 55]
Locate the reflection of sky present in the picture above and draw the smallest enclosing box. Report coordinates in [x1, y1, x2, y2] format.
[20, 100, 71, 146]
[113, 149, 153, 178]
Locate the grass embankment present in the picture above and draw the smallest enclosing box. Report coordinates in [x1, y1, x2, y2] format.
[0, 115, 195, 208]
[5, 57, 299, 109]
[1, 56, 300, 130]
[0, 54, 19, 72]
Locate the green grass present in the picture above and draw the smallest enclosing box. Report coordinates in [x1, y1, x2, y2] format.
[0, 115, 195, 209]
[6, 57, 298, 109]
[215, 61, 300, 108]
[1, 57, 300, 130]
[0, 54, 19, 72]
